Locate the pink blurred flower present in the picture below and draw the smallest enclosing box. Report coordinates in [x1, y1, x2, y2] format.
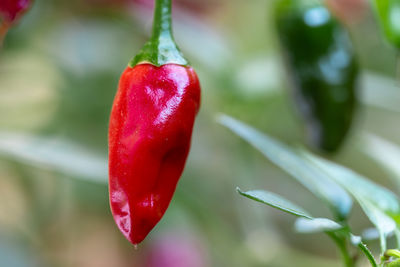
[144, 233, 210, 267]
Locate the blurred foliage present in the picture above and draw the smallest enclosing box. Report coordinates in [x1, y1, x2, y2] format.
[1, 0, 400, 266]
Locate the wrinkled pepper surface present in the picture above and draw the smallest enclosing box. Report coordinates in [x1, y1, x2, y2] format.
[108, 0, 201, 245]
[373, 0, 400, 49]
[274, 0, 359, 152]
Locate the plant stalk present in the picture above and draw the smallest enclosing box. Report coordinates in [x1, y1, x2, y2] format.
[151, 0, 173, 41]
[327, 232, 355, 267]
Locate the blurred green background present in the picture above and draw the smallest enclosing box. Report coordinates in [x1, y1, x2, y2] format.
[1, 0, 400, 266]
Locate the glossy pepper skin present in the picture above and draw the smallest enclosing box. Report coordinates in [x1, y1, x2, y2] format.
[109, 64, 200, 244]
[373, 0, 400, 49]
[108, 0, 201, 245]
[275, 0, 359, 152]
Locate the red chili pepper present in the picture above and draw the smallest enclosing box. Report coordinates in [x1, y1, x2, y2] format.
[0, 0, 31, 42]
[108, 0, 201, 245]
[0, 0, 30, 22]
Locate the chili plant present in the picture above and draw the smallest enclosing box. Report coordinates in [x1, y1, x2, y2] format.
[218, 114, 400, 267]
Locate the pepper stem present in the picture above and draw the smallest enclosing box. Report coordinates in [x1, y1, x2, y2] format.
[151, 0, 173, 40]
[129, 0, 188, 67]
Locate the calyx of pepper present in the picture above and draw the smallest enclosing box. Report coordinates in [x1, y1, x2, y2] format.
[129, 0, 189, 67]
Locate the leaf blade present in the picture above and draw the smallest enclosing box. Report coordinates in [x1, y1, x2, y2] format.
[0, 132, 107, 183]
[237, 188, 312, 219]
[218, 114, 353, 220]
[362, 133, 400, 186]
[300, 149, 400, 252]
[294, 217, 344, 234]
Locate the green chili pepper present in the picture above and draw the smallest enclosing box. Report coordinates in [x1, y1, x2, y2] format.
[373, 0, 400, 49]
[274, 0, 359, 152]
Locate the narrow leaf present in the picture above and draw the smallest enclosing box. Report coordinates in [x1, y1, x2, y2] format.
[361, 72, 400, 113]
[0, 132, 107, 183]
[237, 188, 312, 219]
[300, 149, 400, 217]
[362, 228, 383, 241]
[362, 133, 400, 186]
[385, 249, 400, 259]
[218, 114, 352, 220]
[358, 200, 396, 252]
[300, 149, 399, 252]
[295, 218, 343, 233]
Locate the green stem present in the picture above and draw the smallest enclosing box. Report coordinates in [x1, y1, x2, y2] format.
[381, 232, 388, 255]
[327, 232, 355, 267]
[129, 0, 188, 67]
[151, 0, 173, 41]
[343, 225, 378, 267]
[357, 241, 378, 267]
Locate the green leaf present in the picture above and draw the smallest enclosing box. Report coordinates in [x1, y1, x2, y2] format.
[373, 0, 400, 49]
[238, 188, 378, 265]
[385, 249, 400, 259]
[362, 133, 400, 186]
[387, 259, 400, 267]
[362, 227, 395, 241]
[300, 148, 400, 217]
[0, 132, 107, 183]
[300, 149, 400, 252]
[358, 201, 396, 252]
[237, 187, 312, 219]
[361, 72, 400, 113]
[217, 114, 353, 220]
[294, 218, 343, 233]
[218, 115, 379, 263]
